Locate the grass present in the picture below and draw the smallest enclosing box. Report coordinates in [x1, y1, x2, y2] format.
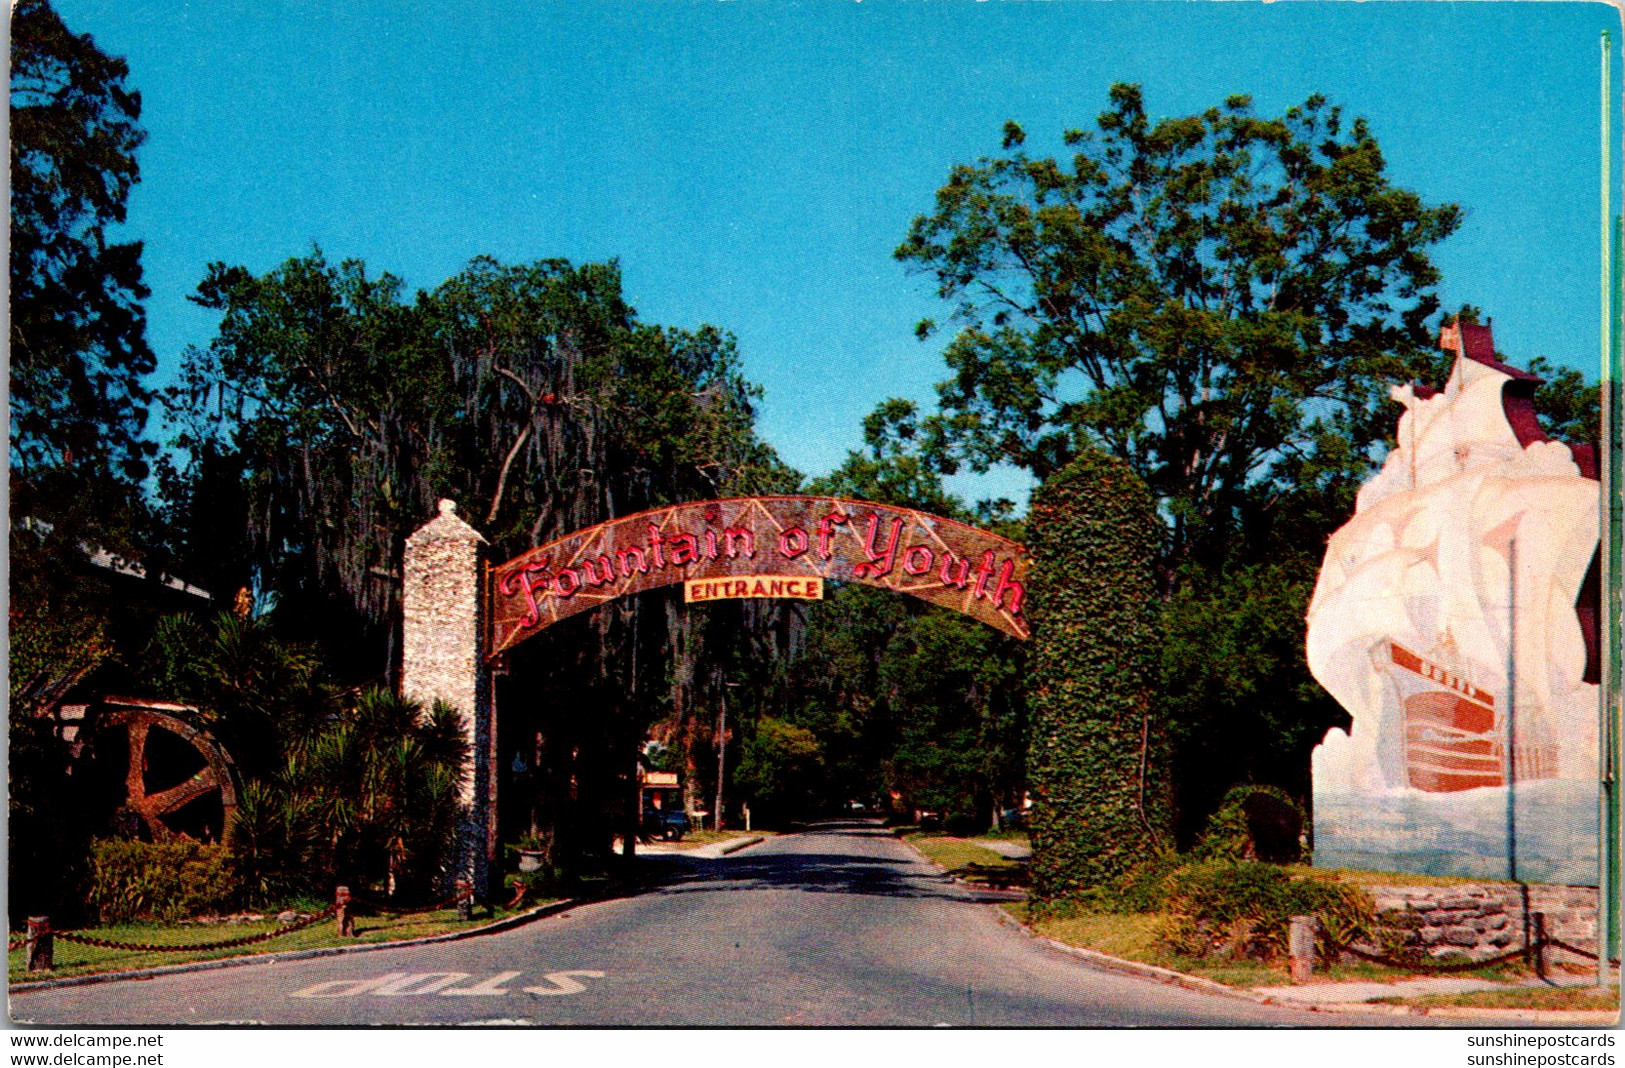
[1371, 986, 1620, 1013]
[903, 832, 1027, 889]
[8, 899, 555, 985]
[670, 829, 771, 849]
[1001, 901, 1286, 987]
[1285, 865, 1502, 888]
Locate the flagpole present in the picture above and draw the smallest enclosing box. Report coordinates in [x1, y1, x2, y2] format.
[1598, 28, 1620, 989]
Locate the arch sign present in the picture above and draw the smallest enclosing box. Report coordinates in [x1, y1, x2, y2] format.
[489, 495, 1029, 654]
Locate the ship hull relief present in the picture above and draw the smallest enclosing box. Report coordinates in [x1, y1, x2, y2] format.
[1306, 323, 1600, 885]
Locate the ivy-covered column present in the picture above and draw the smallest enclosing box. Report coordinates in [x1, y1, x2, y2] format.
[401, 499, 494, 899]
[1026, 450, 1171, 901]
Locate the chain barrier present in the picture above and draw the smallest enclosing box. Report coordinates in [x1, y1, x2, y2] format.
[8, 935, 27, 952]
[347, 884, 475, 917]
[1331, 937, 1534, 974]
[1543, 935, 1620, 964]
[52, 904, 338, 954]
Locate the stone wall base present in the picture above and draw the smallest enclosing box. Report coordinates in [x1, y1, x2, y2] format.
[1366, 883, 1599, 967]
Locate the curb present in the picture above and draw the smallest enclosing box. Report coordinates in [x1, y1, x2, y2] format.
[895, 833, 1274, 1009]
[1422, 1006, 1619, 1025]
[8, 897, 583, 995]
[902, 834, 1620, 1024]
[718, 835, 765, 856]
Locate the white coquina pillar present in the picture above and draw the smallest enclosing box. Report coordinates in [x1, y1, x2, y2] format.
[400, 499, 494, 898]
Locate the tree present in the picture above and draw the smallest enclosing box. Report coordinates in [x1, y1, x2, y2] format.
[735, 717, 823, 827]
[10, 0, 155, 516]
[9, 0, 156, 926]
[894, 84, 1460, 574]
[891, 85, 1462, 836]
[163, 250, 798, 872]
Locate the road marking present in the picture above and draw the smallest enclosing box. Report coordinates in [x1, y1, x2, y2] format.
[374, 972, 472, 996]
[440, 971, 523, 996]
[288, 970, 604, 999]
[523, 970, 606, 996]
[291, 972, 411, 998]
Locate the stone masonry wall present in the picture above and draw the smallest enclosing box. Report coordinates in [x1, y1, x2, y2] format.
[1366, 883, 1599, 968]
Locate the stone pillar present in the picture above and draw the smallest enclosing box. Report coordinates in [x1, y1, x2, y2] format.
[401, 499, 494, 899]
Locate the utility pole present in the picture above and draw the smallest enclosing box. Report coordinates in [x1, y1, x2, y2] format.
[714, 679, 732, 832]
[1506, 537, 1518, 885]
[1601, 28, 1623, 989]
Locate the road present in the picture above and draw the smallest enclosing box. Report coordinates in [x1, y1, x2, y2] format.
[11, 821, 1341, 1027]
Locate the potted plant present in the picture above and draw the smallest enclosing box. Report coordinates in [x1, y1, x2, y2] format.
[515, 832, 549, 873]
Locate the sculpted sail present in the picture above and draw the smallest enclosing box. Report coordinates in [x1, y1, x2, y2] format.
[489, 495, 1030, 654]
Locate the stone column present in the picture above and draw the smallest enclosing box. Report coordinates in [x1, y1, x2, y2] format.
[401, 499, 494, 899]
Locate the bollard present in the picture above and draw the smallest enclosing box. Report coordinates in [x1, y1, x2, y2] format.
[1531, 911, 1547, 980]
[456, 879, 474, 921]
[26, 917, 52, 973]
[335, 886, 355, 938]
[1288, 915, 1317, 982]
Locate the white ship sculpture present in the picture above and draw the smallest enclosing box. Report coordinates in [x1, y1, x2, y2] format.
[1305, 321, 1600, 880]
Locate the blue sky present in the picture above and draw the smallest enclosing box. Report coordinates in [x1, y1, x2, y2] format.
[54, 0, 1624, 508]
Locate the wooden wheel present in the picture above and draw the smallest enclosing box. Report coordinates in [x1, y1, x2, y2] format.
[86, 702, 238, 842]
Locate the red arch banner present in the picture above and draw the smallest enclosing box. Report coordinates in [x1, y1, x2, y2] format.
[488, 495, 1029, 655]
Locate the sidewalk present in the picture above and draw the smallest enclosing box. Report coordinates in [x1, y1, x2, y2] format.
[1256, 971, 1615, 1005]
[635, 833, 766, 859]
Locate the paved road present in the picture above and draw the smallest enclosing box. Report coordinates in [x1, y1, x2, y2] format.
[11, 822, 1340, 1027]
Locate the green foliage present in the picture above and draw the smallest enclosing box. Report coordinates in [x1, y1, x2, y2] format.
[788, 438, 1027, 827]
[227, 690, 467, 904]
[10, 0, 157, 505]
[162, 250, 798, 869]
[1026, 450, 1171, 899]
[8, 703, 96, 924]
[1158, 561, 1344, 842]
[880, 83, 1464, 841]
[1193, 785, 1305, 864]
[86, 839, 240, 924]
[735, 717, 823, 826]
[139, 612, 337, 780]
[893, 83, 1459, 570]
[1157, 860, 1372, 961]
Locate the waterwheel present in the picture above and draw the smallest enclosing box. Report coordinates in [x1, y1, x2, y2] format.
[76, 699, 239, 843]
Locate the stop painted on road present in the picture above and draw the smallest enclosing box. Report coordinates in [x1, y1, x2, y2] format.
[290, 970, 605, 998]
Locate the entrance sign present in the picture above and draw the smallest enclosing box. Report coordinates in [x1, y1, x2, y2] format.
[685, 575, 824, 603]
[489, 495, 1029, 655]
[401, 495, 1027, 902]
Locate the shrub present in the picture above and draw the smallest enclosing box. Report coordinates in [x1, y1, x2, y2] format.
[1193, 785, 1305, 863]
[87, 838, 241, 923]
[1157, 860, 1372, 961]
[1026, 450, 1172, 900]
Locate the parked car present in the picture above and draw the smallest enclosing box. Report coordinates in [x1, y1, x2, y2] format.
[641, 806, 691, 841]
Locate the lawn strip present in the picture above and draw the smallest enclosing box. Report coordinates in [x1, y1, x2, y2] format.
[1371, 985, 1620, 1012]
[904, 832, 1026, 887]
[8, 902, 552, 984]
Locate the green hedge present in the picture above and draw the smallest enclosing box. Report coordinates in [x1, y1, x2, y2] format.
[1193, 784, 1305, 864]
[1025, 450, 1172, 900]
[86, 839, 241, 923]
[1158, 860, 1372, 961]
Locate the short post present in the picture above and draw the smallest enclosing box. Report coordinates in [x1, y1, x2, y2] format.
[1289, 915, 1318, 982]
[25, 917, 52, 973]
[456, 878, 474, 921]
[1531, 911, 1547, 980]
[335, 886, 355, 938]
